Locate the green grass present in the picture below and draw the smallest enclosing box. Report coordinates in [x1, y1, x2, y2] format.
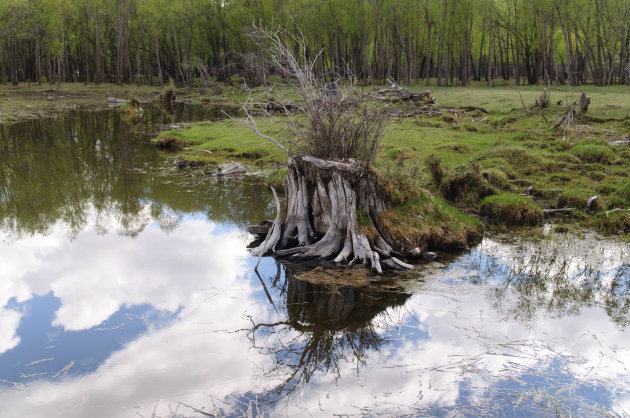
[593, 210, 630, 235]
[159, 83, 630, 236]
[480, 194, 543, 226]
[154, 120, 287, 166]
[571, 143, 615, 164]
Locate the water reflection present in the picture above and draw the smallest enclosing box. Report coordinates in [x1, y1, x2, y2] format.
[0, 109, 273, 242]
[1, 109, 629, 416]
[249, 266, 411, 402]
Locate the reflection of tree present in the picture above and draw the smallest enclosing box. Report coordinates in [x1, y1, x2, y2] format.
[249, 263, 410, 402]
[462, 243, 630, 327]
[0, 107, 274, 241]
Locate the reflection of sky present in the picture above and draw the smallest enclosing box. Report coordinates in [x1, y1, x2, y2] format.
[1, 201, 630, 416]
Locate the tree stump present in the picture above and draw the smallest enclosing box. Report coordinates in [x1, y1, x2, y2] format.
[578, 92, 591, 113]
[251, 155, 410, 273]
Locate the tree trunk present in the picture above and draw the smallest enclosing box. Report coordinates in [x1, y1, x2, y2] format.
[95, 11, 103, 83]
[251, 156, 412, 273]
[156, 36, 163, 85]
[35, 32, 41, 84]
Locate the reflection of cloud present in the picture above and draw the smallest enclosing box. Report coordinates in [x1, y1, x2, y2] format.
[1, 206, 250, 331]
[0, 308, 21, 355]
[0, 290, 275, 418]
[276, 282, 630, 416]
[2, 217, 630, 416]
[0, 206, 280, 417]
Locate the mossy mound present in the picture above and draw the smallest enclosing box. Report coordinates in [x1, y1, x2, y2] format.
[570, 144, 614, 164]
[482, 168, 513, 191]
[155, 135, 182, 151]
[440, 168, 495, 207]
[557, 188, 602, 211]
[119, 98, 143, 115]
[153, 130, 187, 151]
[379, 185, 482, 252]
[480, 193, 543, 226]
[436, 143, 471, 153]
[593, 211, 630, 235]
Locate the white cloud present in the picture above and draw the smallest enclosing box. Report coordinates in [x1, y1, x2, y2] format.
[0, 308, 22, 355]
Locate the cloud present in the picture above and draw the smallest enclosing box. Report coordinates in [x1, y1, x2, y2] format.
[0, 308, 22, 355]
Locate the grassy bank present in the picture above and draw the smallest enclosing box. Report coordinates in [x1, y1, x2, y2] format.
[3, 81, 629, 243]
[161, 83, 630, 239]
[0, 81, 241, 122]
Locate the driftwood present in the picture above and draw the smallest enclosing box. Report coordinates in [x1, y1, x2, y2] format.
[387, 104, 489, 118]
[407, 247, 437, 259]
[247, 220, 273, 236]
[106, 97, 127, 105]
[578, 92, 591, 113]
[254, 187, 282, 269]
[604, 208, 630, 215]
[585, 195, 599, 211]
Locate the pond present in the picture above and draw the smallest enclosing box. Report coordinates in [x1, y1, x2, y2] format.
[0, 108, 629, 417]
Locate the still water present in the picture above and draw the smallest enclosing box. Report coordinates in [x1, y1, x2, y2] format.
[0, 108, 629, 417]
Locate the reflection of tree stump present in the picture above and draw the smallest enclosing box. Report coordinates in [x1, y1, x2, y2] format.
[252, 156, 413, 272]
[286, 270, 410, 329]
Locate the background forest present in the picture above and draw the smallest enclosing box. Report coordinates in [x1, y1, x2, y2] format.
[1, 0, 629, 87]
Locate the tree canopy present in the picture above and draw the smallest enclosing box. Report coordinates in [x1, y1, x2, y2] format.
[1, 0, 628, 86]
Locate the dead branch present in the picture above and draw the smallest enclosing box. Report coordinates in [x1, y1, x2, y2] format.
[554, 91, 591, 130]
[531, 88, 550, 109]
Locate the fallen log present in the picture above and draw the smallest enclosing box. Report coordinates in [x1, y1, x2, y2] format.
[386, 105, 489, 119]
[265, 97, 301, 113]
[554, 91, 591, 129]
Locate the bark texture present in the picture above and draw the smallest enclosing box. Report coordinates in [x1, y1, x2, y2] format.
[251, 156, 405, 273]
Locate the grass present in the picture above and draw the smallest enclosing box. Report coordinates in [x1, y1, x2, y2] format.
[153, 120, 287, 166]
[160, 82, 630, 238]
[372, 83, 630, 235]
[593, 210, 630, 234]
[480, 194, 543, 226]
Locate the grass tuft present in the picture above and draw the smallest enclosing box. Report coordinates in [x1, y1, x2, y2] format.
[593, 211, 630, 235]
[570, 144, 614, 164]
[480, 193, 543, 226]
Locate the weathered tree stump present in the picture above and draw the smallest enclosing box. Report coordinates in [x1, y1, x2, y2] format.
[251, 155, 409, 273]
